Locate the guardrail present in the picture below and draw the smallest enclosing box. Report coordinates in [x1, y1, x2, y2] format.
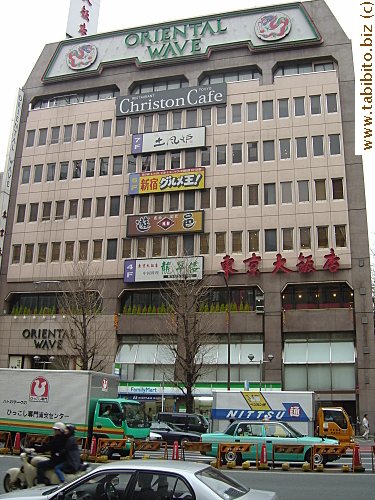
[311, 444, 353, 471]
[129, 440, 169, 460]
[271, 444, 306, 468]
[181, 442, 212, 461]
[0, 431, 11, 453]
[216, 443, 258, 469]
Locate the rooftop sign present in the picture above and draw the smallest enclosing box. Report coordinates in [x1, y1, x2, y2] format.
[43, 3, 321, 81]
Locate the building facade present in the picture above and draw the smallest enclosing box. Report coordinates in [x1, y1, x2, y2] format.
[0, 1, 374, 423]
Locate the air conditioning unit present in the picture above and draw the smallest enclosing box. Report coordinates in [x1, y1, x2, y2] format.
[255, 305, 264, 314]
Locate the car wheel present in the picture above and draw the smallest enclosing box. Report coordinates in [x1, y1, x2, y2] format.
[3, 474, 23, 492]
[304, 450, 327, 466]
[223, 450, 243, 465]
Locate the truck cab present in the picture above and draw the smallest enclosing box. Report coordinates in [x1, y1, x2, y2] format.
[316, 407, 354, 443]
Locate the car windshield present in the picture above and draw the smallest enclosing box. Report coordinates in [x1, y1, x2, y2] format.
[196, 467, 249, 499]
[223, 423, 237, 435]
[281, 422, 304, 437]
[121, 402, 149, 428]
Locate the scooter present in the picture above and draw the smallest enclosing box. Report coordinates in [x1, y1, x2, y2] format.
[3, 448, 90, 492]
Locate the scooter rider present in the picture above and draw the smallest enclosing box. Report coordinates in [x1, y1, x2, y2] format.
[35, 422, 67, 485]
[54, 424, 82, 483]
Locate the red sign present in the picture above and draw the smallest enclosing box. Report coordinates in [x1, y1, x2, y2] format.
[243, 253, 261, 276]
[323, 248, 340, 273]
[220, 254, 238, 280]
[297, 253, 316, 273]
[30, 376, 49, 402]
[272, 253, 293, 274]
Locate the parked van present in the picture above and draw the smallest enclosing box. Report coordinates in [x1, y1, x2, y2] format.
[156, 412, 209, 433]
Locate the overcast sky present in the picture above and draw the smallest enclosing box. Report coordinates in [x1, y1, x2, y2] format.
[1, 0, 374, 241]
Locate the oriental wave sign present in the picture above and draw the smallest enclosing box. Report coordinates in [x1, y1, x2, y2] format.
[124, 256, 203, 283]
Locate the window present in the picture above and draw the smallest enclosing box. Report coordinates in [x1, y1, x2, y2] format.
[115, 119, 125, 136]
[201, 147, 211, 166]
[232, 231, 242, 252]
[107, 238, 117, 260]
[86, 159, 95, 177]
[282, 228, 293, 250]
[124, 196, 134, 214]
[216, 187, 226, 208]
[201, 189, 210, 209]
[89, 121, 98, 139]
[72, 160, 82, 179]
[296, 137, 307, 158]
[332, 178, 344, 199]
[151, 237, 162, 257]
[42, 202, 52, 221]
[278, 98, 289, 118]
[184, 191, 195, 211]
[202, 108, 211, 126]
[50, 126, 60, 144]
[37, 243, 47, 263]
[171, 151, 180, 169]
[216, 232, 226, 253]
[65, 241, 74, 261]
[173, 110, 182, 129]
[183, 235, 194, 255]
[249, 230, 259, 252]
[231, 143, 242, 164]
[82, 198, 92, 218]
[280, 138, 291, 159]
[92, 240, 104, 260]
[262, 100, 273, 120]
[298, 180, 309, 202]
[130, 116, 139, 134]
[24, 244, 34, 264]
[21, 166, 31, 184]
[110, 196, 120, 216]
[231, 104, 242, 123]
[55, 200, 65, 220]
[158, 112, 167, 131]
[29, 203, 38, 222]
[154, 193, 164, 212]
[232, 186, 242, 207]
[264, 183, 276, 205]
[16, 204, 26, 223]
[168, 236, 178, 256]
[300, 227, 311, 249]
[156, 152, 165, 170]
[329, 134, 341, 155]
[312, 136, 324, 156]
[317, 226, 329, 248]
[185, 150, 196, 169]
[294, 97, 305, 117]
[102, 119, 112, 137]
[200, 233, 209, 254]
[69, 199, 78, 219]
[51, 242, 61, 262]
[63, 125, 72, 142]
[96, 197, 105, 217]
[247, 102, 257, 121]
[122, 238, 131, 258]
[265, 229, 277, 252]
[76, 123, 85, 141]
[169, 192, 179, 211]
[137, 238, 146, 257]
[248, 184, 259, 205]
[47, 163, 56, 181]
[33, 164, 43, 183]
[113, 156, 123, 175]
[144, 114, 153, 132]
[281, 181, 292, 203]
[247, 142, 258, 162]
[127, 154, 136, 173]
[216, 145, 226, 165]
[79, 241, 88, 260]
[139, 195, 149, 214]
[38, 128, 47, 146]
[59, 162, 68, 180]
[216, 105, 227, 125]
[263, 140, 275, 161]
[26, 130, 35, 147]
[12, 245, 21, 264]
[327, 93, 338, 113]
[99, 157, 109, 176]
[315, 179, 326, 201]
[335, 225, 347, 247]
[186, 109, 197, 128]
[310, 95, 321, 115]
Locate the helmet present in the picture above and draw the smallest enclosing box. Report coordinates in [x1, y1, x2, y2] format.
[66, 424, 75, 433]
[52, 422, 66, 432]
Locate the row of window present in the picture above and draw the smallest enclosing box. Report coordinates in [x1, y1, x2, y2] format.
[11, 224, 347, 266]
[32, 88, 119, 110]
[25, 92, 339, 149]
[15, 177, 345, 225]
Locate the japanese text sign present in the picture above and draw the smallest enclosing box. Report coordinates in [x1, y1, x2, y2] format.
[124, 256, 203, 282]
[132, 127, 205, 154]
[128, 168, 205, 195]
[126, 211, 204, 237]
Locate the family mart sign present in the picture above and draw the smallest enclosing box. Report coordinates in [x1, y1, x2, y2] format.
[43, 4, 321, 81]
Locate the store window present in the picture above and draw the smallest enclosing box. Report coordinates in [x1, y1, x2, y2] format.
[216, 232, 226, 254]
[282, 282, 354, 310]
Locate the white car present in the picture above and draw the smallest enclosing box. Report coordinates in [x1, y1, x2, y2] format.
[0, 460, 278, 500]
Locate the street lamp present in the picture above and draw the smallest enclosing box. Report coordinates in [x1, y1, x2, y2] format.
[248, 353, 274, 391]
[217, 270, 231, 391]
[33, 355, 55, 369]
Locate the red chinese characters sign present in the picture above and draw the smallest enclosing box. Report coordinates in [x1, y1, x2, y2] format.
[66, 0, 100, 38]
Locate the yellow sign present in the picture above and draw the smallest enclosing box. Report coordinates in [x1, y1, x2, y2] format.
[241, 392, 271, 411]
[128, 168, 205, 195]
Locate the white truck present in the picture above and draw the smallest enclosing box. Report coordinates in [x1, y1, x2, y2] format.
[211, 390, 354, 443]
[0, 369, 150, 447]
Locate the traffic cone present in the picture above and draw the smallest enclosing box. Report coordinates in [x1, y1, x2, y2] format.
[259, 443, 269, 470]
[352, 444, 365, 472]
[13, 432, 21, 455]
[172, 440, 179, 460]
[90, 436, 97, 458]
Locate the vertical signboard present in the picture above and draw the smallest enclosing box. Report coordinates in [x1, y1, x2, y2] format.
[66, 0, 100, 37]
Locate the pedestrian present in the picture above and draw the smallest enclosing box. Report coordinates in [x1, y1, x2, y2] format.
[54, 424, 82, 483]
[35, 422, 67, 485]
[362, 414, 369, 439]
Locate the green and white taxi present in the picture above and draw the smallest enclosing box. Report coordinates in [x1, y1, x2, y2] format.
[201, 420, 342, 465]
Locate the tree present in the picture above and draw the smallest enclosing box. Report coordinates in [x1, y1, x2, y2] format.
[156, 260, 216, 413]
[57, 262, 108, 371]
